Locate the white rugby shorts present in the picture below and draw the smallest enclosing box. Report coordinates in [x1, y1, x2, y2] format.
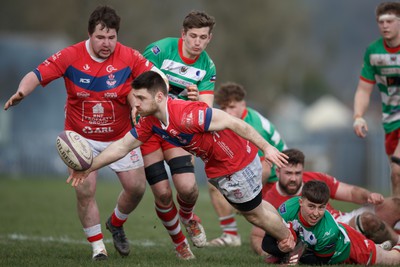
[209, 155, 262, 204]
[86, 138, 144, 172]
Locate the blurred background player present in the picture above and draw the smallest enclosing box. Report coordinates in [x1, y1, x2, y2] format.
[353, 2, 400, 197]
[206, 82, 287, 247]
[3, 5, 167, 260]
[139, 11, 216, 259]
[250, 148, 400, 255]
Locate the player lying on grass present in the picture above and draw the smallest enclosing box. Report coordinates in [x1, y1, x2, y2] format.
[67, 70, 296, 258]
[262, 180, 400, 265]
[251, 148, 400, 255]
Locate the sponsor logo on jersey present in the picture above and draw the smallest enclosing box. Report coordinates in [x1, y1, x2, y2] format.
[198, 110, 204, 125]
[324, 243, 336, 250]
[104, 92, 118, 98]
[169, 129, 179, 136]
[279, 203, 287, 214]
[106, 65, 117, 73]
[106, 74, 117, 87]
[51, 51, 62, 61]
[151, 46, 161, 55]
[323, 229, 332, 237]
[210, 75, 216, 82]
[179, 66, 189, 75]
[77, 91, 90, 98]
[82, 126, 114, 134]
[79, 78, 90, 84]
[83, 64, 90, 71]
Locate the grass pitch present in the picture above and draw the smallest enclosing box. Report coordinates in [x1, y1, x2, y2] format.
[0, 176, 378, 266]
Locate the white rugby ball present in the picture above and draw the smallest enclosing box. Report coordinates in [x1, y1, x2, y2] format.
[56, 130, 93, 171]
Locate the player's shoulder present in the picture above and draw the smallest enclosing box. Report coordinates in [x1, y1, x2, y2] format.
[114, 42, 147, 64]
[145, 37, 178, 52]
[365, 37, 385, 52]
[61, 41, 86, 60]
[303, 171, 335, 182]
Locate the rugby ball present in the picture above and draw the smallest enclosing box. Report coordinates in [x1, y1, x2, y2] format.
[56, 130, 93, 171]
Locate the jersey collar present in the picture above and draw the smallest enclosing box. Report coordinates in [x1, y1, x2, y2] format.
[383, 39, 400, 53]
[240, 108, 248, 120]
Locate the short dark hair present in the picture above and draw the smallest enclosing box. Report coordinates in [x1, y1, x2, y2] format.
[282, 148, 305, 166]
[88, 5, 121, 35]
[215, 82, 246, 107]
[183, 11, 216, 33]
[302, 180, 330, 205]
[132, 71, 168, 96]
[376, 2, 400, 18]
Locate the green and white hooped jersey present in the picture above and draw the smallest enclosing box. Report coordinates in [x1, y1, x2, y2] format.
[278, 197, 351, 264]
[243, 107, 287, 183]
[143, 37, 216, 101]
[361, 38, 400, 133]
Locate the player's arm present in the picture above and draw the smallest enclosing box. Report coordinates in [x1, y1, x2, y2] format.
[208, 108, 288, 168]
[67, 131, 143, 187]
[334, 182, 384, 205]
[353, 79, 374, 138]
[4, 71, 40, 110]
[198, 93, 214, 107]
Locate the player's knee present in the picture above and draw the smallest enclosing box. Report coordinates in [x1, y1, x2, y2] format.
[168, 155, 194, 175]
[145, 161, 168, 185]
[156, 191, 173, 206]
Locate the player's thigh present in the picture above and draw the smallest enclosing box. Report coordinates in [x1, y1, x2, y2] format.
[74, 170, 98, 199]
[143, 148, 165, 167]
[163, 146, 193, 161]
[116, 167, 146, 193]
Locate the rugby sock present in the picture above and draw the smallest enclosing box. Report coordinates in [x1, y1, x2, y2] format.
[110, 207, 128, 227]
[177, 194, 196, 224]
[155, 202, 186, 246]
[219, 214, 239, 236]
[83, 224, 103, 243]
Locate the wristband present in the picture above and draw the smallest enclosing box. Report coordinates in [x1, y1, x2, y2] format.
[353, 117, 366, 128]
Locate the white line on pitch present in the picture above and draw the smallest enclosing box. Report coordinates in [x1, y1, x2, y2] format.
[0, 233, 157, 247]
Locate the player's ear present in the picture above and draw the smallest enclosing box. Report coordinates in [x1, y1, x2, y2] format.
[156, 92, 163, 103]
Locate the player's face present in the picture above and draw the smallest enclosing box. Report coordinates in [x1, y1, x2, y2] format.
[89, 24, 118, 59]
[220, 100, 246, 118]
[276, 163, 303, 195]
[132, 89, 159, 117]
[181, 27, 212, 59]
[377, 13, 400, 42]
[299, 198, 326, 226]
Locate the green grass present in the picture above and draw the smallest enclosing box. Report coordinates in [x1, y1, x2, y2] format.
[0, 176, 385, 266]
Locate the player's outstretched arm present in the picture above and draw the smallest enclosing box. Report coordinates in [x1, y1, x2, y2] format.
[4, 72, 40, 110]
[66, 132, 142, 187]
[208, 108, 288, 167]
